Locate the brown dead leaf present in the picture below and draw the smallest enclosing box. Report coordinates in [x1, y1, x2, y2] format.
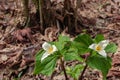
[13, 28, 35, 43]
[108, 54, 120, 78]
[0, 41, 6, 50]
[7, 49, 23, 69]
[20, 58, 34, 68]
[44, 26, 59, 41]
[112, 54, 120, 66]
[1, 54, 8, 61]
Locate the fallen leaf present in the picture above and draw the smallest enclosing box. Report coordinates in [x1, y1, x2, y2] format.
[1, 54, 8, 61]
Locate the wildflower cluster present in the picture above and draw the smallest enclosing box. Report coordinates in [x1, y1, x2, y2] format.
[34, 34, 117, 80]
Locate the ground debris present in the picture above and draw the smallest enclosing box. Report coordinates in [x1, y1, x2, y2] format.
[12, 28, 35, 43]
[107, 54, 120, 79]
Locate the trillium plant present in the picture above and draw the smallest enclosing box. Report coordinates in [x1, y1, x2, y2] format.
[34, 34, 117, 80]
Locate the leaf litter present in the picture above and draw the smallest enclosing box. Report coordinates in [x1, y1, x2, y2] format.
[0, 0, 120, 80]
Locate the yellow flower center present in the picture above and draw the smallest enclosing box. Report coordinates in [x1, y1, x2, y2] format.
[96, 45, 102, 51]
[48, 47, 53, 54]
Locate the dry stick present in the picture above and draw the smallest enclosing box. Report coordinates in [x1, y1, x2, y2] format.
[74, 0, 80, 31]
[39, 0, 43, 32]
[22, 0, 30, 27]
[60, 58, 68, 80]
[74, 7, 78, 31]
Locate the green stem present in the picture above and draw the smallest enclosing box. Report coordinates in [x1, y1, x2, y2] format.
[78, 64, 88, 80]
[78, 53, 90, 80]
[60, 58, 68, 80]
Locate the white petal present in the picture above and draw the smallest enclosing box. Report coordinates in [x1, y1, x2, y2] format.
[41, 52, 50, 61]
[99, 40, 109, 49]
[89, 43, 97, 50]
[98, 50, 107, 57]
[42, 42, 51, 51]
[52, 45, 58, 52]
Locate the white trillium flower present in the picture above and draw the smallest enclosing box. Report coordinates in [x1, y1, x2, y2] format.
[89, 40, 109, 57]
[41, 42, 57, 61]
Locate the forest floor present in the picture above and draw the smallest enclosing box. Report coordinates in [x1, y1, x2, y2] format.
[0, 0, 120, 80]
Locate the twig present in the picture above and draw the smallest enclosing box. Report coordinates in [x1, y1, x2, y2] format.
[38, 0, 43, 32]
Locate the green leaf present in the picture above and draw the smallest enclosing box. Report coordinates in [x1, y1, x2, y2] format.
[94, 34, 104, 43]
[74, 34, 93, 47]
[72, 64, 84, 80]
[105, 43, 117, 53]
[66, 64, 84, 80]
[40, 54, 58, 75]
[35, 49, 44, 61]
[72, 41, 91, 54]
[34, 50, 58, 76]
[55, 35, 70, 50]
[87, 55, 112, 80]
[34, 49, 44, 74]
[63, 48, 83, 62]
[58, 35, 70, 42]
